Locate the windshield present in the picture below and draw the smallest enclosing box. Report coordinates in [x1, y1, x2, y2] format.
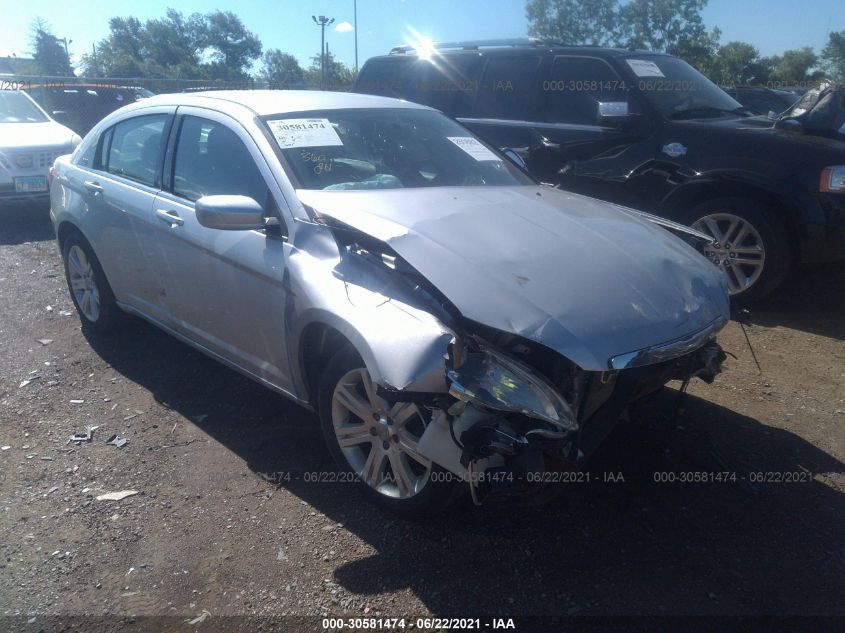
[622, 55, 746, 120]
[0, 91, 49, 123]
[265, 108, 534, 190]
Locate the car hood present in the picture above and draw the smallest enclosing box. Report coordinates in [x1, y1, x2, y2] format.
[685, 115, 845, 149]
[298, 186, 730, 371]
[0, 121, 77, 149]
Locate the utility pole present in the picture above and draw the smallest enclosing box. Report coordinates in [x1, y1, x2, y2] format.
[312, 15, 334, 90]
[354, 0, 358, 74]
[60, 37, 72, 76]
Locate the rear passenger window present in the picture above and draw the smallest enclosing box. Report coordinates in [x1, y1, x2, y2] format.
[172, 116, 269, 205]
[475, 56, 542, 120]
[415, 57, 483, 117]
[105, 114, 167, 187]
[76, 139, 97, 168]
[544, 57, 632, 125]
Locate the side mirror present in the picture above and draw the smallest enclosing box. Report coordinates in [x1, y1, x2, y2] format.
[195, 195, 266, 231]
[501, 148, 528, 171]
[52, 110, 70, 125]
[596, 101, 640, 128]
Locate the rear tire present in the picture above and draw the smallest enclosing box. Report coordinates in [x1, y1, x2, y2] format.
[61, 231, 123, 333]
[317, 347, 462, 517]
[680, 197, 792, 304]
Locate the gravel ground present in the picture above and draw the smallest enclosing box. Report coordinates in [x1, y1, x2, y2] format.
[1, 202, 844, 629]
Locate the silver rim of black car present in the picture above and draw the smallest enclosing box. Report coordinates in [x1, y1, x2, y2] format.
[67, 245, 101, 322]
[331, 367, 432, 499]
[692, 213, 765, 295]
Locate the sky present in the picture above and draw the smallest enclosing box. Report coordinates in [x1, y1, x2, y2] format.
[0, 0, 842, 73]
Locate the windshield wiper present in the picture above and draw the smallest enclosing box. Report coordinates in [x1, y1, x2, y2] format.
[668, 106, 751, 120]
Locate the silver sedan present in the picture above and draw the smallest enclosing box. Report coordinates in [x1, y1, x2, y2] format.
[50, 90, 730, 515]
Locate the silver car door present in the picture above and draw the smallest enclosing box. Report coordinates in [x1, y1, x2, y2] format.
[150, 108, 295, 393]
[69, 108, 174, 324]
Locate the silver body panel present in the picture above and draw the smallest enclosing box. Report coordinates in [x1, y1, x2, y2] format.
[299, 185, 730, 371]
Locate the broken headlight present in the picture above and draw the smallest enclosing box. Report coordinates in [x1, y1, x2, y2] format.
[447, 340, 578, 432]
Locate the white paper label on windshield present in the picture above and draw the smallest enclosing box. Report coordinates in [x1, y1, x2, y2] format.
[267, 118, 344, 149]
[626, 59, 665, 78]
[447, 136, 500, 161]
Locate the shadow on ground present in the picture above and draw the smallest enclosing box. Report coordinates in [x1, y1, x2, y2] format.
[82, 317, 845, 617]
[0, 201, 53, 245]
[749, 262, 845, 341]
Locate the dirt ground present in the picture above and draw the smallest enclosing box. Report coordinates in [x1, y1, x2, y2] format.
[1, 202, 844, 629]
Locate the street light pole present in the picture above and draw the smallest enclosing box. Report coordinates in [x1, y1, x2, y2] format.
[312, 15, 335, 90]
[354, 0, 358, 75]
[60, 37, 72, 76]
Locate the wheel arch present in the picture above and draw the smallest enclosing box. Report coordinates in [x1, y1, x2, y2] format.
[293, 309, 453, 406]
[297, 320, 359, 404]
[659, 179, 802, 259]
[56, 220, 86, 253]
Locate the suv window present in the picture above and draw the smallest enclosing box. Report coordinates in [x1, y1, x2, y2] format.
[356, 59, 406, 98]
[105, 114, 168, 187]
[172, 116, 269, 204]
[544, 56, 631, 125]
[407, 56, 483, 117]
[475, 55, 542, 120]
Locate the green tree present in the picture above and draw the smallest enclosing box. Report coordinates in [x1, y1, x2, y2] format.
[764, 47, 823, 86]
[141, 8, 204, 76]
[305, 51, 355, 90]
[200, 10, 262, 79]
[30, 17, 70, 76]
[259, 50, 305, 87]
[81, 16, 146, 77]
[525, 0, 620, 46]
[820, 31, 845, 82]
[81, 9, 261, 80]
[618, 0, 720, 69]
[707, 41, 770, 86]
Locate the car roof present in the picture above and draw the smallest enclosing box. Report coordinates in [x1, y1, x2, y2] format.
[370, 45, 667, 62]
[138, 90, 431, 116]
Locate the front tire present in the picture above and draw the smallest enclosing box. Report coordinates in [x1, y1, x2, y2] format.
[317, 347, 461, 517]
[681, 197, 792, 303]
[62, 232, 123, 333]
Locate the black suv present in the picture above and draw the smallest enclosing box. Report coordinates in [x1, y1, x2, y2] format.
[354, 39, 845, 301]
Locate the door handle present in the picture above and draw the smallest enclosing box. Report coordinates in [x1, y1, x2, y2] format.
[155, 209, 184, 227]
[83, 180, 103, 195]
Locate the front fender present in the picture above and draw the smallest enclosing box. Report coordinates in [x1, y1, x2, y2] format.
[292, 306, 454, 395]
[286, 230, 456, 396]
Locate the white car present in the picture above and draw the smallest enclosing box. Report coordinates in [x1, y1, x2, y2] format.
[0, 90, 81, 205]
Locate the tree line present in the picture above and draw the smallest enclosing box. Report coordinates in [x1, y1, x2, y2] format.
[27, 2, 845, 89]
[28, 9, 355, 88]
[527, 0, 845, 86]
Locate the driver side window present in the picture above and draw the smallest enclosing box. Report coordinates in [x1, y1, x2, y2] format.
[172, 115, 270, 206]
[544, 57, 634, 125]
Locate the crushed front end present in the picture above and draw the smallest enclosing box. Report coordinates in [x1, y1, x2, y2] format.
[413, 325, 727, 505]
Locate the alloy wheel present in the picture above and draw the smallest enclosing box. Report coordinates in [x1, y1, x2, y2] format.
[331, 368, 432, 499]
[67, 244, 101, 322]
[692, 212, 766, 295]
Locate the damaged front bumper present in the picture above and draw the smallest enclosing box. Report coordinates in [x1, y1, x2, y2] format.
[412, 336, 726, 505]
